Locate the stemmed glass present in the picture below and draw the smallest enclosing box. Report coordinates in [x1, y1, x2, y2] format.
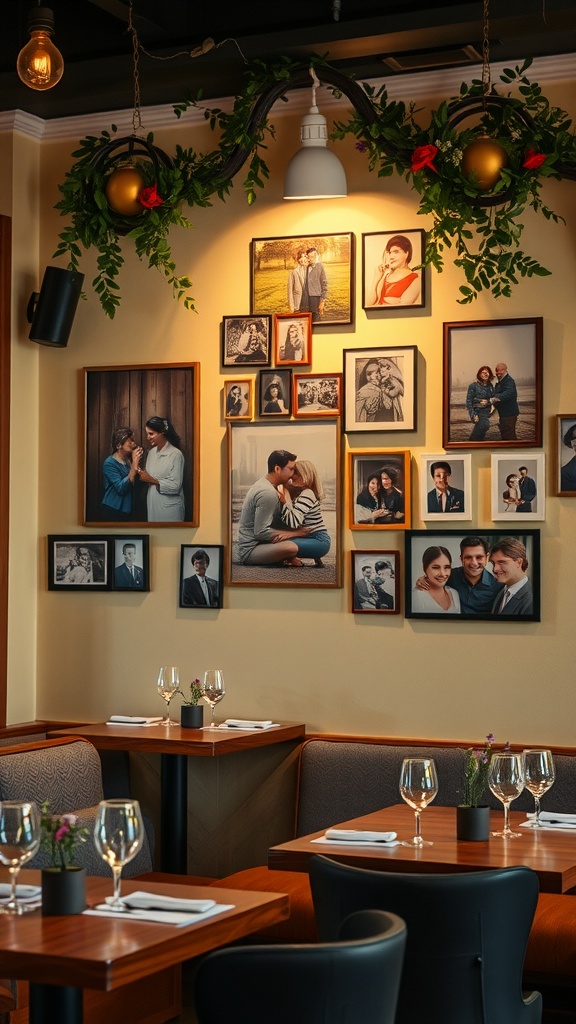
[399, 758, 439, 847]
[0, 801, 41, 914]
[202, 670, 225, 729]
[94, 799, 144, 909]
[523, 749, 555, 827]
[157, 666, 179, 727]
[489, 752, 525, 838]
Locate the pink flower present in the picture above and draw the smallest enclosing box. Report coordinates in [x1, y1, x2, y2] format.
[522, 149, 546, 170]
[138, 184, 164, 209]
[55, 821, 71, 842]
[61, 813, 78, 827]
[411, 143, 438, 173]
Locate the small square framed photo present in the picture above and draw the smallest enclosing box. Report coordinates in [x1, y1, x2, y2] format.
[293, 373, 342, 418]
[112, 536, 150, 591]
[224, 379, 253, 420]
[556, 415, 576, 495]
[349, 450, 411, 530]
[362, 230, 425, 310]
[48, 536, 110, 591]
[351, 550, 400, 614]
[274, 313, 312, 366]
[221, 316, 271, 367]
[343, 346, 417, 433]
[180, 545, 223, 608]
[420, 455, 471, 521]
[258, 370, 292, 417]
[491, 454, 545, 520]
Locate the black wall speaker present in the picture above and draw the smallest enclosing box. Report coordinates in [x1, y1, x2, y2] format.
[27, 266, 84, 347]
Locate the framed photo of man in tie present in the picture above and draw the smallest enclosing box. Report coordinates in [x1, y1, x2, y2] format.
[420, 454, 471, 522]
[351, 550, 400, 614]
[179, 545, 223, 609]
[112, 536, 150, 591]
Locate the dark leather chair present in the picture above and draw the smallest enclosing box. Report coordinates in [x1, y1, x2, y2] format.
[194, 908, 406, 1024]
[310, 855, 542, 1024]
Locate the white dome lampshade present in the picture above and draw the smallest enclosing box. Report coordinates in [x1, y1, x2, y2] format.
[284, 73, 347, 199]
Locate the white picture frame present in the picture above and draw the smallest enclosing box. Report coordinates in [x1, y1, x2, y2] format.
[420, 454, 471, 522]
[491, 453, 545, 521]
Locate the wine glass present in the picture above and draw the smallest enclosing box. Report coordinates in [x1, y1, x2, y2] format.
[202, 670, 225, 729]
[399, 758, 439, 847]
[489, 752, 525, 838]
[0, 800, 41, 914]
[523, 749, 555, 827]
[157, 666, 179, 727]
[94, 799, 144, 909]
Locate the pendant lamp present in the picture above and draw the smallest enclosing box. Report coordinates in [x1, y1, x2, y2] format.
[284, 68, 347, 200]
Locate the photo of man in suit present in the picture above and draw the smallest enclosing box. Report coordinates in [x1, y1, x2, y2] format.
[489, 538, 533, 615]
[518, 465, 537, 512]
[493, 363, 520, 441]
[114, 542, 144, 588]
[181, 548, 220, 607]
[427, 461, 465, 514]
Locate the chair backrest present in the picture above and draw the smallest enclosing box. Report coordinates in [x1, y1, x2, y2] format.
[309, 855, 542, 1024]
[194, 908, 407, 1024]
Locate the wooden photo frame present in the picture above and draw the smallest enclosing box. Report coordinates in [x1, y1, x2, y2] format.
[442, 318, 543, 449]
[351, 550, 400, 614]
[362, 229, 425, 310]
[223, 379, 253, 420]
[556, 415, 576, 495]
[221, 315, 271, 367]
[405, 529, 541, 621]
[491, 454, 545, 521]
[420, 454, 471, 522]
[112, 535, 150, 591]
[258, 370, 292, 417]
[293, 373, 342, 418]
[179, 545, 223, 609]
[274, 312, 312, 366]
[227, 421, 341, 588]
[48, 535, 110, 591]
[343, 346, 417, 433]
[251, 233, 354, 326]
[349, 450, 411, 530]
[84, 363, 199, 527]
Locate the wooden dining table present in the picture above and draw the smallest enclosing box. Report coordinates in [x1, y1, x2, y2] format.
[0, 872, 289, 1024]
[268, 803, 576, 893]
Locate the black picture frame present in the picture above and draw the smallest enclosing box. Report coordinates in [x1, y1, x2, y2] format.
[343, 346, 417, 433]
[221, 315, 272, 367]
[48, 535, 111, 591]
[258, 369, 292, 417]
[351, 550, 400, 614]
[405, 529, 541, 621]
[362, 229, 426, 310]
[180, 545, 223, 609]
[112, 535, 150, 591]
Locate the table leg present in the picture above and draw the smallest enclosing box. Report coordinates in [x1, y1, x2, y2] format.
[161, 752, 188, 873]
[30, 983, 83, 1023]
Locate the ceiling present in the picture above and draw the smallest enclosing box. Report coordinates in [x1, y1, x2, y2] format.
[2, 0, 576, 121]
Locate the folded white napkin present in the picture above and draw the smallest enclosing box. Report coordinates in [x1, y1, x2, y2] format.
[84, 902, 233, 926]
[114, 890, 216, 913]
[107, 716, 164, 726]
[521, 811, 576, 830]
[0, 883, 41, 902]
[218, 719, 276, 730]
[324, 828, 398, 844]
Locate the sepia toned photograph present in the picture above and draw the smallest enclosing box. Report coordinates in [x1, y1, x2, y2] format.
[293, 373, 342, 418]
[48, 536, 109, 591]
[251, 233, 354, 326]
[349, 450, 411, 530]
[258, 370, 292, 417]
[343, 346, 417, 433]
[351, 550, 400, 614]
[274, 312, 312, 366]
[221, 315, 271, 367]
[362, 229, 426, 309]
[224, 379, 253, 420]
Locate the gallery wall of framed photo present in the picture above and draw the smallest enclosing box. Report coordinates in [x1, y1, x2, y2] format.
[23, 69, 576, 743]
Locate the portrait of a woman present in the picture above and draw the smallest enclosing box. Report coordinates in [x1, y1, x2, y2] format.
[139, 416, 185, 522]
[411, 546, 461, 614]
[368, 234, 421, 307]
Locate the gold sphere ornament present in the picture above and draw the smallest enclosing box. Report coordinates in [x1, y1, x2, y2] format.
[461, 136, 509, 192]
[104, 166, 145, 216]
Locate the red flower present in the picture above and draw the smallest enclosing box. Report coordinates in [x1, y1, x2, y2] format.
[411, 143, 439, 173]
[138, 184, 164, 209]
[522, 148, 546, 170]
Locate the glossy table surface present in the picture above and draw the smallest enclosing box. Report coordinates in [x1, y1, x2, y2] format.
[48, 721, 306, 756]
[269, 803, 576, 893]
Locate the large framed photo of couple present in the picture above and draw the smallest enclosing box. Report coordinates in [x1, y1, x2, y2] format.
[405, 529, 541, 621]
[251, 233, 353, 327]
[84, 363, 199, 528]
[442, 318, 543, 449]
[349, 450, 411, 530]
[362, 230, 425, 310]
[227, 421, 341, 588]
[343, 346, 417, 434]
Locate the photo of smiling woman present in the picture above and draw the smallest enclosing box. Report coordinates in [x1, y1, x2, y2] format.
[362, 230, 425, 310]
[411, 546, 461, 614]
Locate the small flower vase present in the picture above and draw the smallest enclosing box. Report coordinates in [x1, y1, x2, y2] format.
[41, 866, 86, 916]
[456, 805, 490, 842]
[181, 704, 204, 729]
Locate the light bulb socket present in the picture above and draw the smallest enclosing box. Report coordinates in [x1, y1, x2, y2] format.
[28, 6, 55, 34]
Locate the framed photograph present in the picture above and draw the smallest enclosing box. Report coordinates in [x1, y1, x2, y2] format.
[258, 370, 292, 417]
[343, 346, 417, 433]
[351, 550, 400, 614]
[48, 536, 110, 591]
[221, 315, 271, 367]
[420, 454, 471, 521]
[227, 421, 341, 588]
[349, 450, 411, 530]
[112, 536, 150, 591]
[251, 233, 354, 327]
[405, 529, 541, 621]
[84, 363, 200, 527]
[293, 373, 342, 418]
[180, 545, 223, 609]
[274, 312, 312, 366]
[556, 415, 576, 495]
[362, 230, 425, 310]
[224, 379, 253, 420]
[491, 454, 545, 521]
[442, 318, 543, 449]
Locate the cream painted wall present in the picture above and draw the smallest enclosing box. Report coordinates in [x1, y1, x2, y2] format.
[10, 71, 576, 742]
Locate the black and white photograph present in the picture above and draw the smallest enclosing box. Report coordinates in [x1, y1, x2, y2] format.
[251, 233, 353, 326]
[180, 545, 223, 608]
[274, 312, 312, 366]
[112, 536, 149, 591]
[405, 530, 541, 621]
[442, 318, 543, 449]
[362, 230, 426, 309]
[349, 450, 411, 530]
[221, 315, 271, 367]
[556, 415, 576, 496]
[48, 536, 109, 591]
[293, 374, 342, 418]
[259, 370, 292, 417]
[343, 346, 417, 433]
[351, 550, 400, 614]
[491, 455, 545, 521]
[224, 379, 253, 420]
[420, 454, 471, 522]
